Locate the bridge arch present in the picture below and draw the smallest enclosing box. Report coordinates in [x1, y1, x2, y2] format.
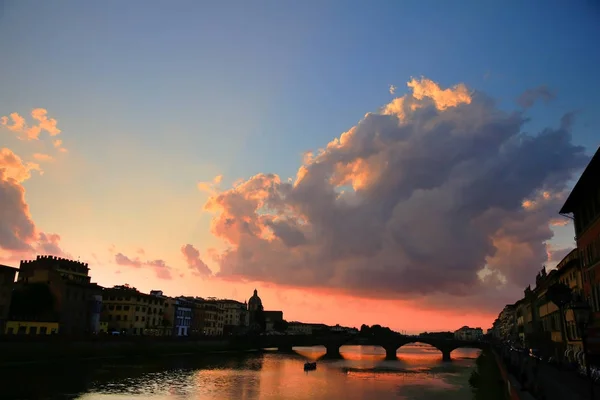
[394, 340, 449, 360]
[392, 339, 487, 361]
[253, 334, 486, 362]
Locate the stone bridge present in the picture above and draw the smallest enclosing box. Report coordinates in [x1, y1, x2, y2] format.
[251, 334, 487, 361]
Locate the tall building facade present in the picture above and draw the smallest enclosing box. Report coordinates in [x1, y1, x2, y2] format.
[454, 326, 483, 341]
[101, 285, 166, 335]
[560, 146, 600, 357]
[174, 298, 192, 336]
[12, 256, 101, 335]
[0, 265, 18, 333]
[217, 299, 248, 335]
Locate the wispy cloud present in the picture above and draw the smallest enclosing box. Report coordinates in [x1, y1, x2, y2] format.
[1, 108, 67, 153]
[114, 251, 173, 280]
[33, 153, 54, 162]
[181, 244, 212, 277]
[517, 85, 556, 108]
[1, 108, 61, 140]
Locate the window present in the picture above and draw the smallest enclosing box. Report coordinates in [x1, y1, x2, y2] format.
[116, 305, 122, 311]
[135, 316, 139, 321]
[6, 327, 13, 334]
[136, 306, 140, 311]
[40, 326, 48, 334]
[124, 315, 128, 321]
[29, 326, 38, 335]
[124, 306, 130, 311]
[116, 315, 121, 321]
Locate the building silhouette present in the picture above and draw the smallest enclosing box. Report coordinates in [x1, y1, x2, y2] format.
[9, 255, 101, 335]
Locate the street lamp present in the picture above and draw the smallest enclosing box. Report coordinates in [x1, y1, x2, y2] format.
[570, 301, 594, 399]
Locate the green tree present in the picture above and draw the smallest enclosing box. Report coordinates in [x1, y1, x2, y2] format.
[360, 324, 371, 336]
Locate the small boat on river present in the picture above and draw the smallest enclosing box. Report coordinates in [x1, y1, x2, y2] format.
[304, 362, 317, 371]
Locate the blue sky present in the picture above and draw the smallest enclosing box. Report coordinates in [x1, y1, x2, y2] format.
[2, 1, 599, 180]
[1, 0, 599, 328]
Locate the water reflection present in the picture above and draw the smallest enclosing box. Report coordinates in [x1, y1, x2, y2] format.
[2, 345, 481, 400]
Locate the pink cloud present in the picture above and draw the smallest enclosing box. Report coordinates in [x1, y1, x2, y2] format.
[114, 251, 173, 280]
[0, 147, 67, 259]
[147, 259, 173, 280]
[115, 252, 143, 268]
[180, 244, 212, 277]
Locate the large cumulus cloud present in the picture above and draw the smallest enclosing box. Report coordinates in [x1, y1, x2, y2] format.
[0, 147, 67, 258]
[199, 77, 588, 311]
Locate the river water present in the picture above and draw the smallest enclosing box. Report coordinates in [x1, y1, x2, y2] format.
[6, 344, 481, 400]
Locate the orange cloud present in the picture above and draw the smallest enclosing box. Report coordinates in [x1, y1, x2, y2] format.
[382, 77, 472, 120]
[0, 148, 41, 182]
[1, 108, 62, 140]
[33, 153, 54, 163]
[198, 174, 224, 194]
[407, 77, 472, 110]
[550, 218, 569, 227]
[52, 139, 68, 154]
[1, 113, 26, 132]
[30, 108, 61, 137]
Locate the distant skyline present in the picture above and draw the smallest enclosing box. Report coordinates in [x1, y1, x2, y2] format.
[1, 1, 599, 333]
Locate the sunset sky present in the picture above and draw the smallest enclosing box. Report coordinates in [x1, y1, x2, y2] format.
[1, 1, 599, 334]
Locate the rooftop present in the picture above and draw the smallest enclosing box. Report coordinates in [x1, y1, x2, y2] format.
[21, 255, 90, 269]
[560, 145, 600, 214]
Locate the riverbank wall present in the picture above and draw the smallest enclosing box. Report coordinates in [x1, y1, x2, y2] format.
[492, 350, 535, 400]
[0, 336, 259, 367]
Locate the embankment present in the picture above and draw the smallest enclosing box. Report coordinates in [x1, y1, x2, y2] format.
[0, 336, 259, 367]
[469, 348, 507, 400]
[492, 348, 535, 400]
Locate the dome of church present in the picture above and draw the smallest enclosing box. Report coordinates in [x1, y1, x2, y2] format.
[248, 289, 263, 311]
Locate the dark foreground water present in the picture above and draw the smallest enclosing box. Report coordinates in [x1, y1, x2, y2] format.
[4, 344, 481, 400]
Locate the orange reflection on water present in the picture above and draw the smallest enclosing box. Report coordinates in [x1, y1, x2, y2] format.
[74, 345, 481, 400]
